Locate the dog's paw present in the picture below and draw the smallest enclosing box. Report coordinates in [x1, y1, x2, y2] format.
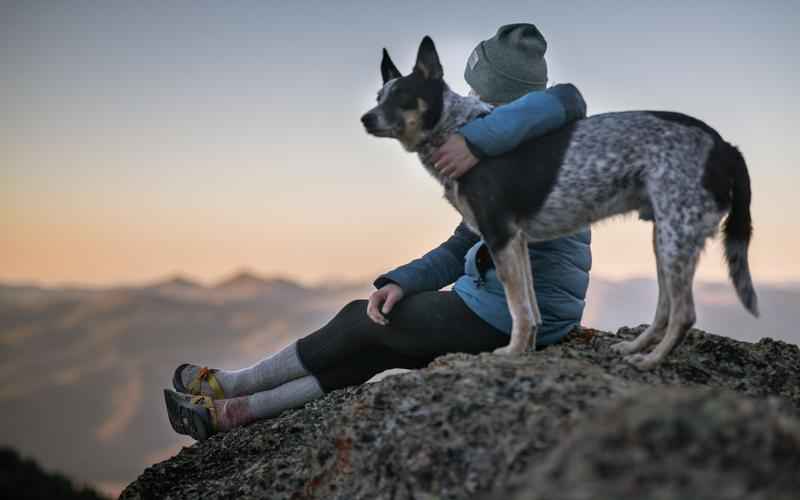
[623, 353, 660, 371]
[493, 345, 516, 355]
[610, 340, 639, 355]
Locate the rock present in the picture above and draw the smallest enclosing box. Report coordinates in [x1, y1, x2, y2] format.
[480, 388, 800, 500]
[120, 327, 800, 500]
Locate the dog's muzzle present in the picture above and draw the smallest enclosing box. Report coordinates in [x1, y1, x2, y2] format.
[361, 113, 378, 130]
[360, 112, 394, 137]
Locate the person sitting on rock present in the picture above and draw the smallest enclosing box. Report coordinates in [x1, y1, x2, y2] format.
[164, 23, 592, 441]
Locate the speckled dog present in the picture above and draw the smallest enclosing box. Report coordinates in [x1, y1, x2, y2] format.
[361, 37, 758, 369]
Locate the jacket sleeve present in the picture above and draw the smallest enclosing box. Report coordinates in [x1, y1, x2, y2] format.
[373, 222, 479, 294]
[459, 83, 587, 158]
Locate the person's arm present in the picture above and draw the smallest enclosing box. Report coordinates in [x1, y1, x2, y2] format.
[432, 83, 586, 178]
[461, 83, 586, 157]
[367, 221, 479, 325]
[373, 221, 479, 294]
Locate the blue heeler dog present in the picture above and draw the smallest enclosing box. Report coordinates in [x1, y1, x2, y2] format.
[361, 37, 758, 370]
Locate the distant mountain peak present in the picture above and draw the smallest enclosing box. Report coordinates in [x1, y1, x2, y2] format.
[212, 271, 305, 297]
[166, 275, 203, 287]
[214, 270, 270, 290]
[148, 274, 204, 290]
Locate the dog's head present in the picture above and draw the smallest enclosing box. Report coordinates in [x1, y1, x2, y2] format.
[361, 36, 445, 152]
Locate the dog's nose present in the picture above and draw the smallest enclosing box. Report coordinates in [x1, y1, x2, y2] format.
[361, 113, 377, 129]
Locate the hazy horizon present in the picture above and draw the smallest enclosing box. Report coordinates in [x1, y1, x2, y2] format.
[3, 1, 799, 287]
[4, 268, 800, 292]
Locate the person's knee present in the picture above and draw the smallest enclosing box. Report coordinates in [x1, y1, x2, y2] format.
[332, 299, 382, 344]
[340, 299, 368, 318]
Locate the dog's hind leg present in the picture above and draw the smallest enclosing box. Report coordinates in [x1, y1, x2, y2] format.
[612, 225, 670, 355]
[491, 230, 538, 355]
[624, 232, 702, 370]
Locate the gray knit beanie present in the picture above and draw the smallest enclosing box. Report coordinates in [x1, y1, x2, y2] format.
[464, 23, 548, 103]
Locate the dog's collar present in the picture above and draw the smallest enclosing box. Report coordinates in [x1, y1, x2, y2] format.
[416, 91, 492, 163]
[417, 109, 455, 152]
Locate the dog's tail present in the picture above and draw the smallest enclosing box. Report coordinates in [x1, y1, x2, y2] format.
[722, 144, 759, 317]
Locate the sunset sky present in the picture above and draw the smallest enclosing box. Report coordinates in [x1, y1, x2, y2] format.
[2, 0, 799, 287]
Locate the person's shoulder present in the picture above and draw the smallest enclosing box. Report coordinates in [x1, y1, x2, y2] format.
[545, 83, 587, 120]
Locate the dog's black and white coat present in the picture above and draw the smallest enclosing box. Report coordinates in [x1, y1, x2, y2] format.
[361, 37, 758, 369]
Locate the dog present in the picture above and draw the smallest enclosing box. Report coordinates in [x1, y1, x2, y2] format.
[360, 36, 758, 370]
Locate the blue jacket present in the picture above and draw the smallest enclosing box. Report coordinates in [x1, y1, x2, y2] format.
[375, 84, 591, 346]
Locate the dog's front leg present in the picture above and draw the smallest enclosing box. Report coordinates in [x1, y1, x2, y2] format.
[490, 231, 538, 355]
[517, 233, 542, 349]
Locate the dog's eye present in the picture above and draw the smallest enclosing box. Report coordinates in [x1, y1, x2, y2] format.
[391, 89, 413, 107]
[397, 92, 417, 110]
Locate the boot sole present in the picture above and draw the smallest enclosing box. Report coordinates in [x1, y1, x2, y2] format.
[163, 389, 214, 441]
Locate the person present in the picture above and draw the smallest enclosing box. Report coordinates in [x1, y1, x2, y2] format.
[164, 24, 592, 442]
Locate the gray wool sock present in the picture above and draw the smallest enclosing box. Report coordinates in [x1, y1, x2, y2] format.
[181, 341, 311, 398]
[214, 375, 324, 431]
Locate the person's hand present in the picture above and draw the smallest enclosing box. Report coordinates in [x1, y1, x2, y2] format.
[367, 283, 404, 326]
[432, 133, 479, 179]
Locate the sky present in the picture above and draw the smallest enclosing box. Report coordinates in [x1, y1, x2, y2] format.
[2, 0, 799, 287]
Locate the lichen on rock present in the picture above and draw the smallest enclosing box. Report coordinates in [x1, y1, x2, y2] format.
[121, 327, 800, 500]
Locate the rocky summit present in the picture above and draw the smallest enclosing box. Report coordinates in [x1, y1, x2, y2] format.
[121, 327, 800, 500]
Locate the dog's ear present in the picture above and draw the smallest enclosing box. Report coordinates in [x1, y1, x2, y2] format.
[414, 36, 443, 80]
[381, 48, 402, 84]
